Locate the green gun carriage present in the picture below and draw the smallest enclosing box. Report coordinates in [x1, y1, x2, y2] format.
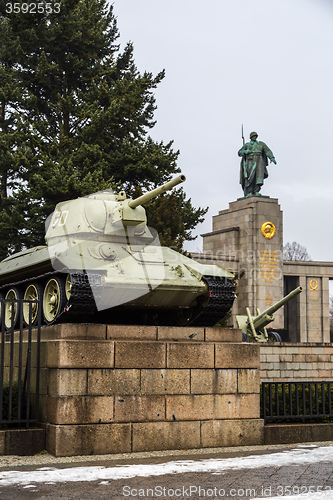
[236, 286, 303, 342]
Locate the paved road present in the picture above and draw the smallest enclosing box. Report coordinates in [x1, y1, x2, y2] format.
[0, 442, 333, 499]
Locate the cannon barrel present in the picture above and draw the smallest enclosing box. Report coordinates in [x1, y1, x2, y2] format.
[128, 174, 186, 209]
[253, 286, 303, 329]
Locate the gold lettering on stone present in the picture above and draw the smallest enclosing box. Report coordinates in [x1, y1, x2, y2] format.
[265, 295, 273, 306]
[259, 250, 279, 283]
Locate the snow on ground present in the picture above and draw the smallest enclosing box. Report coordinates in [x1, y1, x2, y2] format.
[0, 444, 332, 492]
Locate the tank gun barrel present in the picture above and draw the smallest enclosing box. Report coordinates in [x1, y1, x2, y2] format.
[128, 175, 186, 209]
[254, 286, 303, 326]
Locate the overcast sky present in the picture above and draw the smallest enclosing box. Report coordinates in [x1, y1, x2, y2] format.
[113, 0, 333, 262]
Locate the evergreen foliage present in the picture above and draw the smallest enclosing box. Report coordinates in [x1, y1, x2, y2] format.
[0, 0, 206, 259]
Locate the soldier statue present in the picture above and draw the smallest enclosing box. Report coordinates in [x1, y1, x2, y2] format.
[238, 131, 277, 197]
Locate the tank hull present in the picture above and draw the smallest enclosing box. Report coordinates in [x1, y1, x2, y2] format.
[0, 243, 235, 327]
[0, 176, 236, 327]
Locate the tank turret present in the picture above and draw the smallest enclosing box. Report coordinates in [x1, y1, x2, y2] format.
[0, 174, 236, 329]
[45, 174, 186, 244]
[112, 174, 186, 229]
[236, 287, 303, 342]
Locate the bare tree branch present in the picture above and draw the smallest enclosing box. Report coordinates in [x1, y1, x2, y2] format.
[283, 241, 312, 261]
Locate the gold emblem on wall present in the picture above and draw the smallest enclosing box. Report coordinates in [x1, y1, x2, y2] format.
[309, 279, 318, 291]
[261, 221, 276, 239]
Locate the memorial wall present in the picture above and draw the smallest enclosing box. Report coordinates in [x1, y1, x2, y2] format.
[192, 195, 332, 343]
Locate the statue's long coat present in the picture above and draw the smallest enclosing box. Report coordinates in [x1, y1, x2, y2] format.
[238, 141, 273, 191]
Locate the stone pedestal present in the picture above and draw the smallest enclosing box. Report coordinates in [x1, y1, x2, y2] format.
[29, 323, 263, 457]
[202, 196, 284, 328]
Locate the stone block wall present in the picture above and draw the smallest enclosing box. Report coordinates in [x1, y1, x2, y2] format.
[201, 197, 284, 329]
[40, 324, 263, 456]
[260, 343, 333, 381]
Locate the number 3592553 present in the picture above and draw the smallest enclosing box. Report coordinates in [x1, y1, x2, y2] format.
[6, 3, 61, 14]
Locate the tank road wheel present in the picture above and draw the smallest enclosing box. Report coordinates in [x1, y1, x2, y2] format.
[23, 282, 43, 326]
[65, 274, 72, 301]
[173, 308, 194, 326]
[0, 292, 4, 329]
[43, 276, 66, 325]
[5, 287, 21, 329]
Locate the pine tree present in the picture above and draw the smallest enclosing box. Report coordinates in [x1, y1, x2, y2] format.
[146, 192, 207, 251]
[0, 0, 207, 258]
[0, 10, 33, 256]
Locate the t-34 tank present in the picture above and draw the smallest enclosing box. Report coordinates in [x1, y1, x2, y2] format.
[0, 175, 236, 328]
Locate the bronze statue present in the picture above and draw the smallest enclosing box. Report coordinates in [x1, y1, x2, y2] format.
[238, 131, 277, 197]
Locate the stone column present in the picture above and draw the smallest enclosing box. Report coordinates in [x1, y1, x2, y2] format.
[304, 276, 330, 343]
[298, 275, 308, 342]
[322, 277, 330, 343]
[202, 197, 284, 328]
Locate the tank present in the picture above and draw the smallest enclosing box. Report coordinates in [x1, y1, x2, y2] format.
[0, 175, 236, 328]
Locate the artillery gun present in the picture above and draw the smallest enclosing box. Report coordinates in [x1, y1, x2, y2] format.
[236, 286, 302, 342]
[0, 175, 236, 329]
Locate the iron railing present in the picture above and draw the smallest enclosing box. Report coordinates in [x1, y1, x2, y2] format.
[0, 299, 41, 428]
[262, 381, 333, 423]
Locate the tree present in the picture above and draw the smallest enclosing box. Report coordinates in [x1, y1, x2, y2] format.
[0, 0, 206, 258]
[0, 8, 37, 256]
[146, 191, 207, 251]
[283, 241, 312, 261]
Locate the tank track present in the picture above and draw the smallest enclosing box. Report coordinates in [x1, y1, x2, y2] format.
[0, 271, 234, 327]
[59, 271, 102, 321]
[189, 275, 236, 326]
[0, 270, 102, 323]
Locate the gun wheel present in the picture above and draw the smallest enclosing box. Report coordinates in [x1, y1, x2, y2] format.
[268, 331, 282, 342]
[43, 276, 67, 325]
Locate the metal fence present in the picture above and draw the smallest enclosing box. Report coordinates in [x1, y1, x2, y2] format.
[0, 299, 41, 428]
[262, 381, 333, 424]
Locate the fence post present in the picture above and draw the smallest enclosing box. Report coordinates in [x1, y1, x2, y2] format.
[0, 298, 41, 428]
